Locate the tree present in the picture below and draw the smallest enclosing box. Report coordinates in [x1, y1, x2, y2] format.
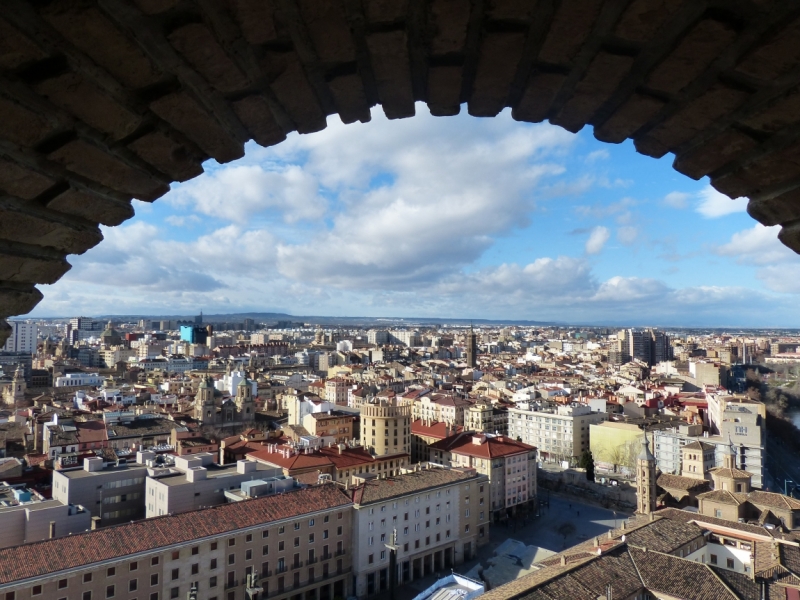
[578, 450, 595, 481]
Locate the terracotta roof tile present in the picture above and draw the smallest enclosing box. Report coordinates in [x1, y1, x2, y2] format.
[0, 484, 351, 585]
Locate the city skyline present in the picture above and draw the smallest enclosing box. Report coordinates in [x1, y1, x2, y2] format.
[28, 105, 800, 327]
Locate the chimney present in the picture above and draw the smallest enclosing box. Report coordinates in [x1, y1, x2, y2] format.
[49, 521, 56, 539]
[620, 521, 626, 530]
[649, 512, 655, 522]
[560, 555, 566, 566]
[593, 536, 599, 546]
[91, 516, 101, 530]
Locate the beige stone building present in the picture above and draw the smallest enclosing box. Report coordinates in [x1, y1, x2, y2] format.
[349, 466, 489, 597]
[0, 484, 354, 600]
[301, 411, 357, 445]
[361, 397, 411, 456]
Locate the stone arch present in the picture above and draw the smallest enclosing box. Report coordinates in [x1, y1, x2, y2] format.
[1, 0, 800, 338]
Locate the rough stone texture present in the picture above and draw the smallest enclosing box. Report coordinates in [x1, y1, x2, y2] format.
[1, 0, 800, 330]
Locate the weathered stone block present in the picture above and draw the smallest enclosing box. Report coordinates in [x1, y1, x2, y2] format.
[366, 0, 408, 24]
[47, 187, 134, 227]
[0, 96, 58, 147]
[512, 72, 566, 123]
[232, 95, 287, 147]
[594, 93, 665, 143]
[48, 139, 169, 201]
[297, 0, 356, 64]
[614, 0, 684, 44]
[267, 55, 327, 133]
[673, 130, 759, 180]
[168, 24, 249, 94]
[0, 158, 56, 200]
[0, 200, 102, 255]
[427, 65, 463, 116]
[736, 17, 800, 81]
[748, 190, 800, 227]
[639, 84, 749, 157]
[128, 131, 204, 182]
[469, 32, 526, 117]
[327, 74, 371, 124]
[538, 0, 602, 66]
[778, 218, 800, 254]
[150, 92, 244, 163]
[0, 285, 43, 317]
[722, 140, 800, 194]
[42, 2, 162, 90]
[646, 19, 737, 95]
[366, 31, 415, 119]
[0, 250, 70, 285]
[0, 18, 48, 70]
[35, 72, 143, 140]
[429, 0, 471, 56]
[226, 0, 279, 45]
[740, 86, 800, 134]
[552, 52, 634, 133]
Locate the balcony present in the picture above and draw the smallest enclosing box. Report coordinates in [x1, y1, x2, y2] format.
[306, 557, 318, 565]
[264, 567, 351, 599]
[335, 550, 346, 557]
[225, 579, 239, 590]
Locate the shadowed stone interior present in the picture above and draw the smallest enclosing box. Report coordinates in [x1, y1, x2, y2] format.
[2, 0, 800, 343]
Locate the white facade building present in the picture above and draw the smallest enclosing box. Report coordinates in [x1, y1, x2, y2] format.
[54, 373, 104, 388]
[2, 322, 37, 354]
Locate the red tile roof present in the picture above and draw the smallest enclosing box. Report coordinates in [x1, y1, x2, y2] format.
[0, 484, 351, 585]
[410, 419, 464, 440]
[430, 432, 535, 458]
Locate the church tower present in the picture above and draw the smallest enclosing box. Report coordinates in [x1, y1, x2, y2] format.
[236, 376, 255, 421]
[12, 364, 25, 403]
[195, 376, 216, 423]
[466, 324, 478, 368]
[636, 434, 657, 515]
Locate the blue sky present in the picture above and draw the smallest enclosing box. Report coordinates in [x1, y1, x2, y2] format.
[31, 104, 800, 326]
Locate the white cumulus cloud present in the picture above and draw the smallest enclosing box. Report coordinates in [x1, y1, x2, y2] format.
[696, 186, 747, 218]
[585, 226, 610, 255]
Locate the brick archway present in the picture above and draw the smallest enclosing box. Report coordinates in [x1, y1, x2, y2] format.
[1, 0, 800, 337]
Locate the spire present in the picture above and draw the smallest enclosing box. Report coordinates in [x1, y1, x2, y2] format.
[638, 434, 655, 461]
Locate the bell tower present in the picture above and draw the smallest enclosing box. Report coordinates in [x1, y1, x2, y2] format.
[636, 433, 657, 515]
[195, 376, 216, 423]
[236, 376, 255, 421]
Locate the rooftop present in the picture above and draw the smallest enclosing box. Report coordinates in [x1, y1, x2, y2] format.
[0, 484, 351, 585]
[350, 466, 481, 505]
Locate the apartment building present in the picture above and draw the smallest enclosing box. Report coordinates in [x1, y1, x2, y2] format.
[2, 321, 36, 354]
[0, 484, 354, 600]
[507, 402, 607, 463]
[144, 453, 282, 518]
[410, 420, 462, 463]
[52, 456, 148, 526]
[349, 466, 489, 597]
[464, 402, 508, 435]
[302, 411, 357, 445]
[361, 397, 411, 456]
[324, 378, 350, 405]
[411, 394, 471, 427]
[429, 433, 536, 519]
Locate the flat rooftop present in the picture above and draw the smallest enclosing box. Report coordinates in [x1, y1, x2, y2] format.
[154, 462, 281, 486]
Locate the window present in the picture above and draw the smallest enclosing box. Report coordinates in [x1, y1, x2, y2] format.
[710, 554, 718, 565]
[369, 554, 374, 564]
[151, 574, 159, 586]
[279, 540, 285, 551]
[172, 569, 179, 580]
[84, 574, 93, 583]
[130, 562, 138, 572]
[294, 522, 300, 530]
[324, 515, 329, 523]
[152, 557, 160, 567]
[309, 518, 315, 526]
[714, 509, 723, 518]
[263, 529, 269, 538]
[228, 553, 235, 565]
[59, 580, 68, 589]
[727, 558, 735, 569]
[83, 593, 91, 600]
[246, 533, 253, 542]
[32, 586, 42, 597]
[210, 559, 218, 570]
[107, 568, 116, 577]
[211, 542, 218, 551]
[105, 586, 114, 599]
[323, 530, 328, 539]
[337, 526, 342, 535]
[279, 526, 285, 534]
[228, 538, 236, 547]
[309, 533, 315, 543]
[263, 544, 269, 556]
[170, 589, 179, 599]
[192, 546, 199, 556]
[210, 576, 218, 588]
[150, 594, 159, 600]
[129, 579, 138, 592]
[294, 537, 300, 547]
[192, 563, 200, 575]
